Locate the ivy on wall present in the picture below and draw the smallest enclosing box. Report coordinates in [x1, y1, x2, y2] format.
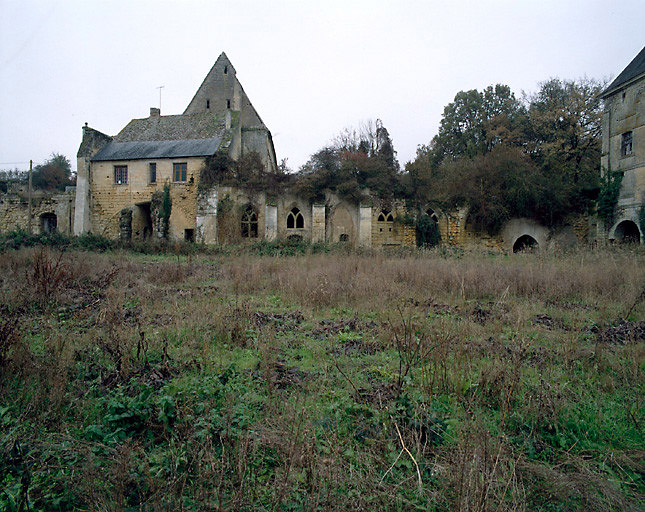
[596, 171, 623, 228]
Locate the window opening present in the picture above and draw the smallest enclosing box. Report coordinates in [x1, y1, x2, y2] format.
[40, 213, 57, 234]
[621, 131, 633, 157]
[114, 165, 128, 184]
[149, 163, 156, 184]
[173, 162, 187, 182]
[206, 99, 210, 109]
[227, 99, 231, 109]
[241, 207, 259, 238]
[184, 229, 195, 242]
[224, 65, 228, 74]
[339, 233, 349, 242]
[287, 207, 304, 229]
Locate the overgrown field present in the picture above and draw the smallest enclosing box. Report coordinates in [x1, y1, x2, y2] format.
[1, 245, 643, 511]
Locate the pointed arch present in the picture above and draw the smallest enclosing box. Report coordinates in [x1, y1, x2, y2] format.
[287, 207, 304, 229]
[241, 205, 258, 238]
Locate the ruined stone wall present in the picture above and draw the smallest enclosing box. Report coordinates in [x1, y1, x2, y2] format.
[215, 186, 267, 244]
[89, 157, 203, 240]
[370, 200, 416, 247]
[0, 189, 75, 235]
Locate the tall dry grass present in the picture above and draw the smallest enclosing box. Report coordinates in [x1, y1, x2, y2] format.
[219, 247, 644, 309]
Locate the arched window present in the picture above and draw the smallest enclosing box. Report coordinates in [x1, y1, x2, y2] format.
[241, 207, 258, 238]
[377, 210, 393, 232]
[287, 207, 304, 229]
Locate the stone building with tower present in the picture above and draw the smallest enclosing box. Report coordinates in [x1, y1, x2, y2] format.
[72, 52, 417, 248]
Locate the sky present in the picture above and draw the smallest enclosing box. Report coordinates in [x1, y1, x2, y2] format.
[0, 0, 643, 174]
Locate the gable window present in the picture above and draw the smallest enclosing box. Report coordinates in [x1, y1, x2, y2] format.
[621, 131, 633, 157]
[224, 65, 228, 75]
[173, 162, 187, 182]
[241, 207, 258, 238]
[149, 163, 157, 184]
[114, 165, 128, 185]
[377, 210, 394, 232]
[287, 207, 304, 229]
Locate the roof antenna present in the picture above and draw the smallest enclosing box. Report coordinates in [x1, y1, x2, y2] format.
[156, 85, 165, 110]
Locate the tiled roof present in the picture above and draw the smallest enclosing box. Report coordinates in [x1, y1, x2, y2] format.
[91, 137, 223, 161]
[601, 46, 645, 98]
[114, 112, 227, 142]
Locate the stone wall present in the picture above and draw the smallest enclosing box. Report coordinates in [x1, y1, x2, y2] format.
[89, 157, 203, 241]
[601, 74, 644, 243]
[0, 188, 75, 235]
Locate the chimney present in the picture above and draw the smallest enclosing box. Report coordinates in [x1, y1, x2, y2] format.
[150, 107, 160, 117]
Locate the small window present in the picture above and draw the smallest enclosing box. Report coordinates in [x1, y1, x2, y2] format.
[114, 165, 128, 185]
[224, 65, 228, 75]
[206, 99, 210, 109]
[173, 162, 187, 182]
[149, 163, 157, 184]
[184, 229, 195, 242]
[227, 99, 231, 109]
[287, 207, 304, 229]
[241, 207, 258, 238]
[621, 131, 633, 157]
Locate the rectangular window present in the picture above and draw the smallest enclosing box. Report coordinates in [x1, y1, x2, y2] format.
[621, 131, 633, 157]
[149, 163, 156, 184]
[173, 162, 187, 182]
[114, 165, 127, 185]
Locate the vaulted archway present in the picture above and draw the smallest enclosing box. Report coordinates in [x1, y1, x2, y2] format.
[513, 234, 538, 253]
[613, 220, 641, 244]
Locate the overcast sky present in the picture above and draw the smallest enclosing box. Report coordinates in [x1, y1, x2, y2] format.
[0, 0, 643, 173]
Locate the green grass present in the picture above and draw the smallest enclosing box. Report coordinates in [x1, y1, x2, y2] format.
[0, 245, 643, 511]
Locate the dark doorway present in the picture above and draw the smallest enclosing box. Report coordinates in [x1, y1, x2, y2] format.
[613, 220, 641, 244]
[184, 229, 195, 242]
[134, 202, 152, 240]
[513, 234, 538, 253]
[40, 213, 57, 234]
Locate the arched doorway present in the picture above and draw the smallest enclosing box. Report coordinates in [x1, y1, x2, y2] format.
[613, 220, 641, 244]
[513, 234, 538, 253]
[40, 212, 57, 234]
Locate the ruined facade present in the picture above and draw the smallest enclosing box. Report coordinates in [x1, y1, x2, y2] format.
[600, 46, 645, 244]
[0, 182, 75, 236]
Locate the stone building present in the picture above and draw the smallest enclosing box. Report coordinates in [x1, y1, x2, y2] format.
[74, 53, 277, 242]
[72, 52, 420, 248]
[600, 46, 645, 243]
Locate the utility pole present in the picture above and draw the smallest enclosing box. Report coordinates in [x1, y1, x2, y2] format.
[28, 159, 33, 234]
[157, 85, 165, 110]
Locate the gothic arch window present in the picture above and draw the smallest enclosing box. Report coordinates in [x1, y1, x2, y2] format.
[287, 207, 304, 229]
[241, 206, 258, 238]
[377, 210, 393, 232]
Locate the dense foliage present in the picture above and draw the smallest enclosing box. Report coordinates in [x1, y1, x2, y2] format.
[32, 154, 75, 191]
[293, 119, 401, 202]
[405, 79, 604, 233]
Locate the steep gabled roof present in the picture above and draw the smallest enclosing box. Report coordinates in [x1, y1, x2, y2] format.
[91, 112, 230, 161]
[114, 112, 227, 142]
[600, 46, 645, 99]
